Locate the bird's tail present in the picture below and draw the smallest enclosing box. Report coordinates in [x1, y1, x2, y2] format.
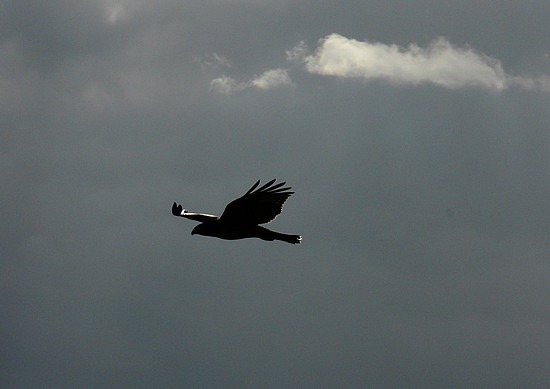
[258, 227, 302, 244]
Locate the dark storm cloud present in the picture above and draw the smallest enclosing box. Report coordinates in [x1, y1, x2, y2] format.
[2, 1, 549, 388]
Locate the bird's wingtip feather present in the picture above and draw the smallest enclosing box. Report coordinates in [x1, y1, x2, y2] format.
[246, 179, 261, 195]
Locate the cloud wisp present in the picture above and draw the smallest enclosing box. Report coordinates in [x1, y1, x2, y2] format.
[210, 68, 293, 93]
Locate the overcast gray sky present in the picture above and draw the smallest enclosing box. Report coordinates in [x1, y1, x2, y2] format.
[2, 1, 549, 387]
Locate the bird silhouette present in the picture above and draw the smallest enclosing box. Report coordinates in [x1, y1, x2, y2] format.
[172, 179, 302, 244]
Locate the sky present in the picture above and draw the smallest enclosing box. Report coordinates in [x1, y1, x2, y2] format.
[2, 1, 549, 387]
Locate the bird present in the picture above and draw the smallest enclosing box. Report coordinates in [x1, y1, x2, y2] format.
[172, 179, 302, 244]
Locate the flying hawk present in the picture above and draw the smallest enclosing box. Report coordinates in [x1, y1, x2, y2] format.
[172, 179, 302, 244]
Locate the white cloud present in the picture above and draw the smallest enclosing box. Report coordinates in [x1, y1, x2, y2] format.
[200, 53, 232, 71]
[286, 41, 309, 63]
[210, 75, 242, 93]
[101, 0, 144, 24]
[210, 34, 550, 93]
[210, 68, 293, 93]
[507, 75, 550, 92]
[301, 34, 509, 90]
[250, 68, 293, 89]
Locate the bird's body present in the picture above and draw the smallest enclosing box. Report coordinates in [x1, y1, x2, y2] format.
[172, 179, 301, 244]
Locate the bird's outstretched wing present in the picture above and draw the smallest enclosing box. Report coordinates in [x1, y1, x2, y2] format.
[172, 202, 219, 222]
[219, 179, 294, 225]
